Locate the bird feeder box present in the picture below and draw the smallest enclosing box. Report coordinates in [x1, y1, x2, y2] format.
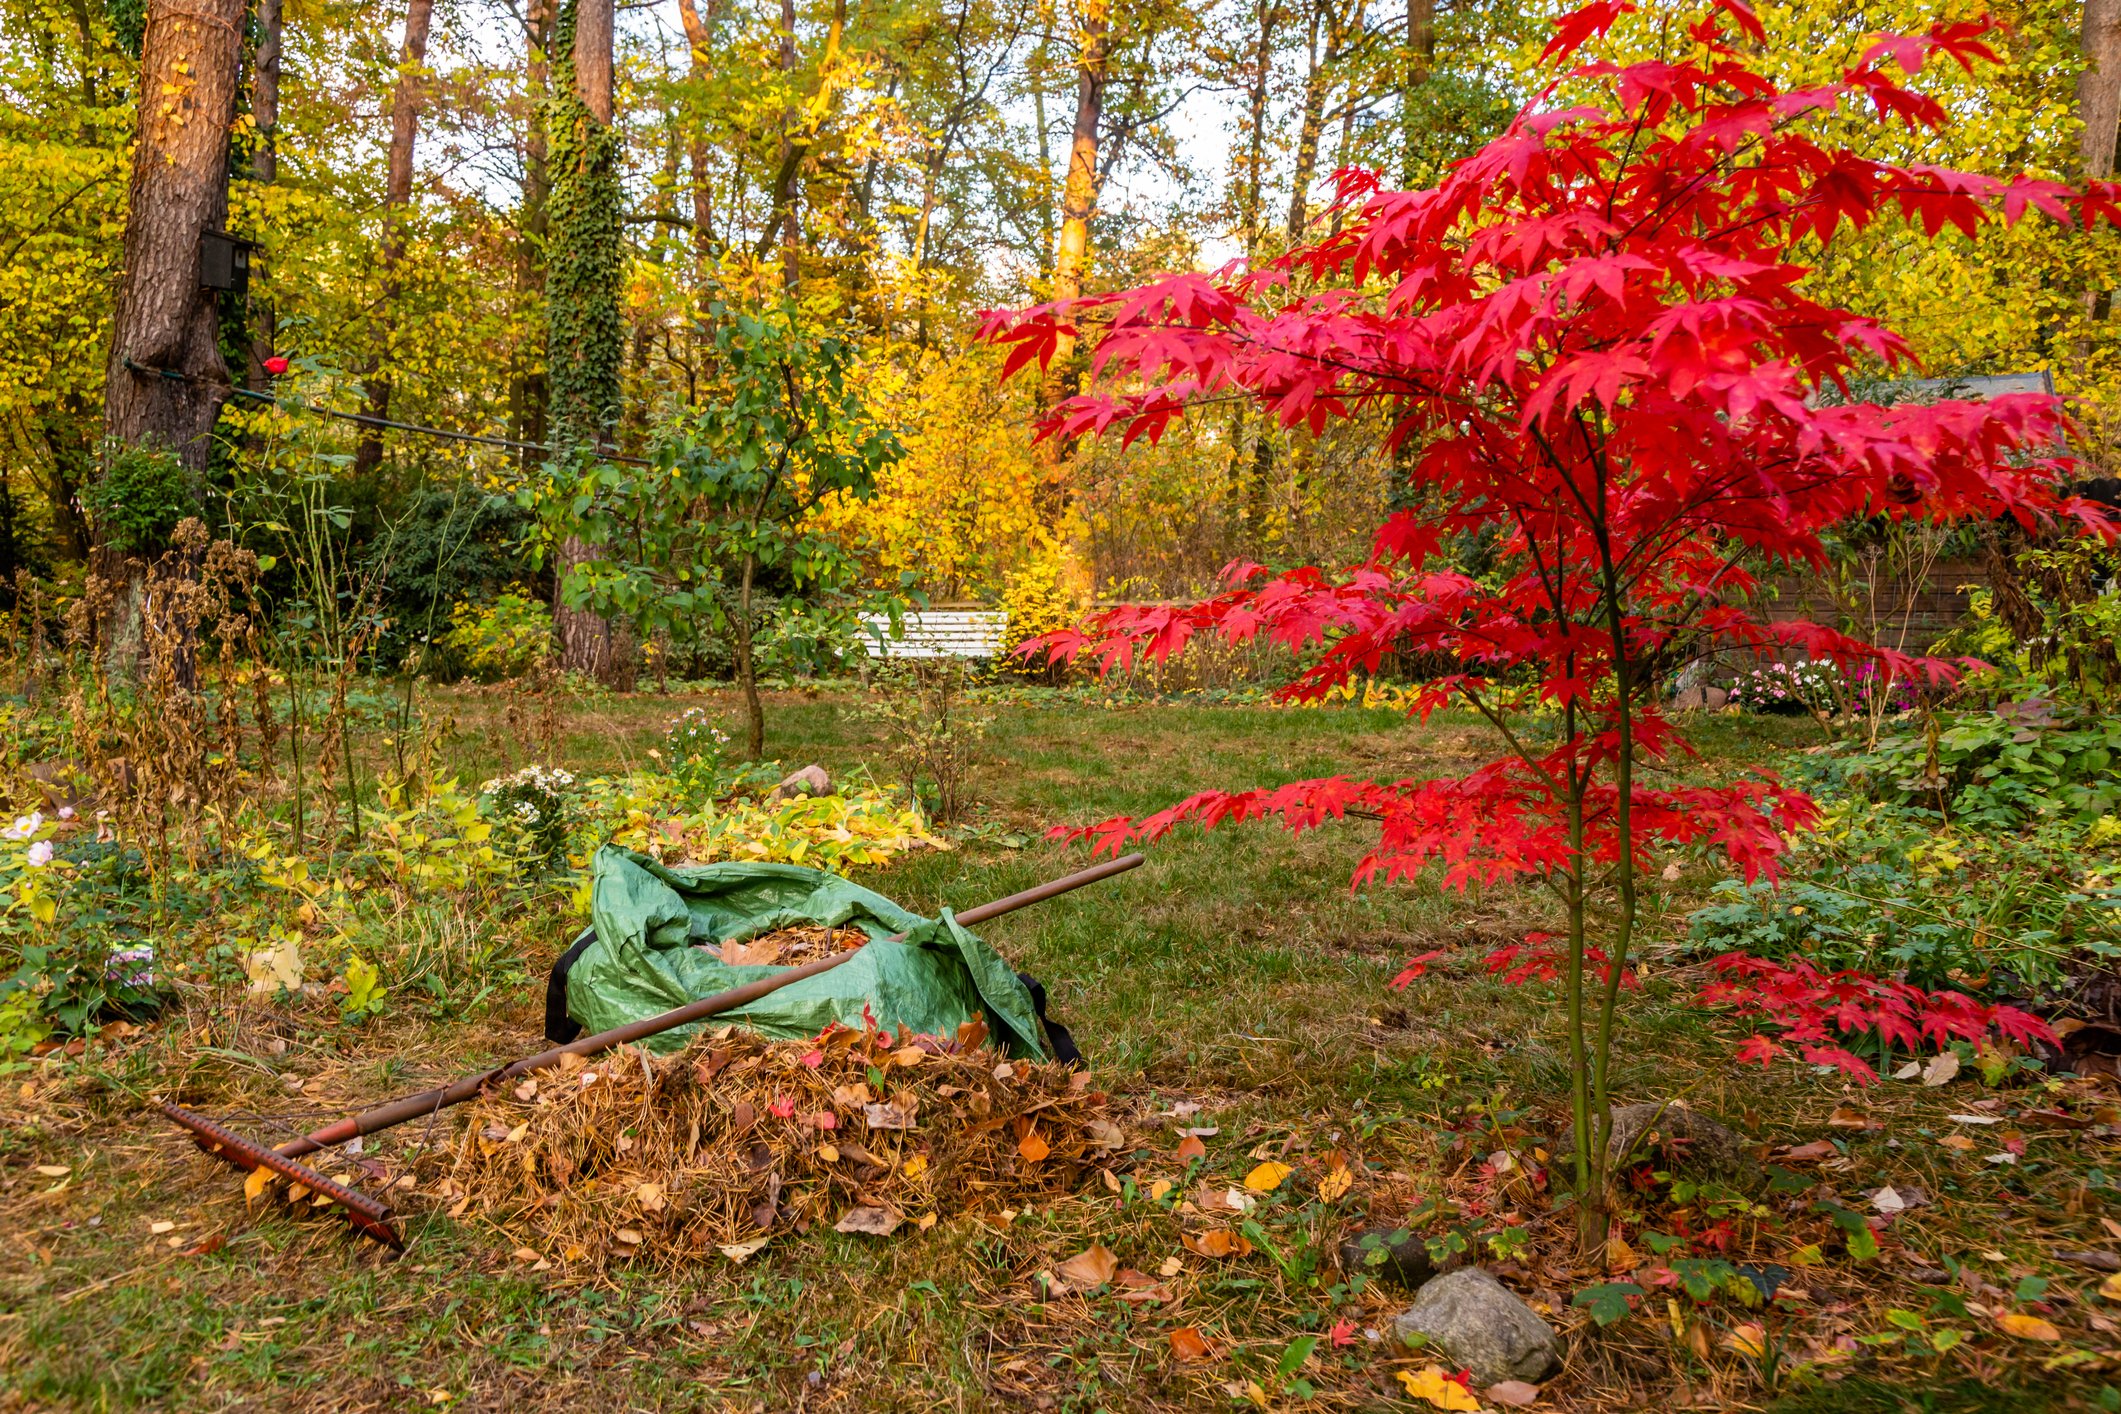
[199, 228, 255, 295]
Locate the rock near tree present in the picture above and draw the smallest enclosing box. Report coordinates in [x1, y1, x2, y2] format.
[1555, 1102, 1762, 1192]
[1391, 1268, 1564, 1387]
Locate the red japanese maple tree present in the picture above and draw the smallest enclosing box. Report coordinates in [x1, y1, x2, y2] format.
[981, 0, 2118, 1247]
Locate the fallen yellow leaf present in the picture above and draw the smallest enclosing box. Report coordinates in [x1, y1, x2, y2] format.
[33, 1164, 70, 1179]
[1398, 1365, 1480, 1411]
[1996, 1311, 2061, 1342]
[902, 1154, 928, 1180]
[1317, 1164, 1353, 1202]
[2100, 1271, 2121, 1302]
[1243, 1161, 1292, 1193]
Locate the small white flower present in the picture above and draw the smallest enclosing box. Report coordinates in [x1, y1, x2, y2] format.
[57, 806, 75, 820]
[4, 812, 42, 841]
[26, 840, 53, 867]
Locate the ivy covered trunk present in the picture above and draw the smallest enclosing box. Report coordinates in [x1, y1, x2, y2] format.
[546, 0, 627, 684]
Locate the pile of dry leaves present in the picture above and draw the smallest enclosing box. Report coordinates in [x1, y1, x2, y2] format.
[448, 1016, 1128, 1271]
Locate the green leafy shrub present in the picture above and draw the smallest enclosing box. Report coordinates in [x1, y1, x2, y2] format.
[478, 764, 576, 865]
[442, 591, 553, 682]
[1686, 801, 2121, 993]
[81, 445, 197, 556]
[1821, 696, 2121, 828]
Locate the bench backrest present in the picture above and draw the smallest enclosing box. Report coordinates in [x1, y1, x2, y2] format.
[859, 610, 1010, 659]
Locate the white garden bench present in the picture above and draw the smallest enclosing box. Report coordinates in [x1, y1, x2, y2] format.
[859, 609, 1011, 660]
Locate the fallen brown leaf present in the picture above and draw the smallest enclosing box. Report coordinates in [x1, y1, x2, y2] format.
[1485, 1380, 1541, 1408]
[1058, 1243, 1119, 1288]
[1168, 1327, 1215, 1362]
[835, 1205, 902, 1237]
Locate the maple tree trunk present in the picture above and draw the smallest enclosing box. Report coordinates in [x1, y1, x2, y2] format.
[1037, 0, 1108, 528]
[100, 0, 244, 672]
[246, 0, 282, 389]
[2083, 0, 2121, 323]
[354, 0, 435, 479]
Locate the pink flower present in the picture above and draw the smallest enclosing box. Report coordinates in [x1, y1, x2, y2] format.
[263, 355, 290, 375]
[26, 840, 53, 868]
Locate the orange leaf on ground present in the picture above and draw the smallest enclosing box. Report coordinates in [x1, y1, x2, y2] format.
[1018, 1128, 1051, 1162]
[1182, 1229, 1254, 1259]
[1057, 1244, 1119, 1288]
[1176, 1134, 1206, 1162]
[1168, 1327, 1214, 1361]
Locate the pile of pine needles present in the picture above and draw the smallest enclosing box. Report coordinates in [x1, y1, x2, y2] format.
[449, 1017, 1129, 1271]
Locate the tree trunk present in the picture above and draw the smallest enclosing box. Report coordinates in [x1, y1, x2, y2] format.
[734, 549, 764, 759]
[246, 0, 282, 390]
[99, 0, 244, 671]
[1238, 0, 1278, 259]
[512, 0, 555, 466]
[548, 0, 626, 682]
[353, 0, 435, 479]
[1400, 0, 1434, 187]
[1286, 0, 1333, 246]
[1036, 0, 1108, 527]
[2081, 0, 2120, 322]
[102, 0, 244, 476]
[675, 0, 719, 277]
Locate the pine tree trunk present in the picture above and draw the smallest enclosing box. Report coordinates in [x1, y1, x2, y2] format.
[512, 0, 554, 464]
[102, 0, 244, 474]
[100, 0, 244, 673]
[353, 0, 435, 478]
[675, 0, 718, 276]
[246, 0, 282, 389]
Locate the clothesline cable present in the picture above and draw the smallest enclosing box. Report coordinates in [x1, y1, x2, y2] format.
[122, 359, 654, 466]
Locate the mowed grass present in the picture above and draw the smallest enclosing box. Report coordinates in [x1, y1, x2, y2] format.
[0, 693, 2095, 1412]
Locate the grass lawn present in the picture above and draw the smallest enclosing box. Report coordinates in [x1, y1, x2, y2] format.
[0, 690, 2108, 1411]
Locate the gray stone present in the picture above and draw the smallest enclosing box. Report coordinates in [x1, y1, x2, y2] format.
[1555, 1102, 1762, 1192]
[1338, 1226, 1444, 1290]
[772, 764, 833, 800]
[1391, 1268, 1563, 1386]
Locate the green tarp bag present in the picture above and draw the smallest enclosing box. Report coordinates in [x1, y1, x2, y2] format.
[557, 846, 1048, 1059]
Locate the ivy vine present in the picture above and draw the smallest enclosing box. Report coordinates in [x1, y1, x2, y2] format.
[544, 0, 623, 457]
